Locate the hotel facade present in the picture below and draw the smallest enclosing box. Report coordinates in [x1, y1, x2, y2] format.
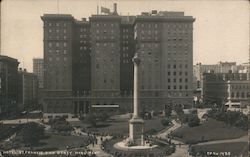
[41, 7, 195, 115]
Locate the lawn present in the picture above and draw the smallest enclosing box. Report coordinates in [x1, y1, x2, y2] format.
[32, 133, 93, 150]
[190, 142, 248, 156]
[70, 117, 165, 136]
[0, 124, 23, 141]
[89, 117, 165, 136]
[172, 119, 247, 144]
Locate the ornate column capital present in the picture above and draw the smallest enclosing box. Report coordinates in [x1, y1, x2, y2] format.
[132, 53, 140, 65]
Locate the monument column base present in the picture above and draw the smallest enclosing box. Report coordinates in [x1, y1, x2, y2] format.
[128, 117, 145, 146]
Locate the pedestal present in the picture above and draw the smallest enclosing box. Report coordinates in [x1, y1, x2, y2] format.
[129, 117, 145, 146]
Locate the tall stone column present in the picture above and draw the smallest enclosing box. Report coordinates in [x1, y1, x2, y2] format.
[133, 53, 140, 118]
[128, 53, 144, 146]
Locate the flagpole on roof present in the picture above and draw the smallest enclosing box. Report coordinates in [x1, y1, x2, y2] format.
[97, 0, 99, 15]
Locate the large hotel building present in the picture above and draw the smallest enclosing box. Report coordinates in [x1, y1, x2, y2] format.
[41, 6, 195, 115]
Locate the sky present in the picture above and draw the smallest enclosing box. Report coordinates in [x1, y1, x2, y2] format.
[1, 0, 249, 72]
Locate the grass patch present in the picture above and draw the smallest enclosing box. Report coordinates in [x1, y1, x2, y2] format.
[190, 142, 248, 156]
[172, 119, 247, 144]
[0, 124, 23, 141]
[32, 133, 93, 150]
[3, 132, 94, 151]
[74, 117, 165, 136]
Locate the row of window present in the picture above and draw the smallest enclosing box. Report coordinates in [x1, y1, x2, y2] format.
[80, 28, 87, 32]
[168, 85, 188, 90]
[80, 34, 88, 38]
[122, 59, 130, 64]
[94, 36, 116, 40]
[94, 23, 118, 27]
[48, 29, 67, 33]
[140, 85, 189, 90]
[140, 43, 159, 48]
[137, 23, 159, 28]
[140, 30, 158, 35]
[230, 85, 249, 89]
[168, 71, 189, 76]
[168, 64, 188, 69]
[96, 43, 116, 47]
[48, 42, 67, 47]
[230, 92, 250, 98]
[139, 36, 159, 40]
[137, 23, 192, 29]
[48, 57, 68, 61]
[48, 49, 67, 54]
[122, 29, 129, 33]
[168, 78, 189, 83]
[48, 35, 68, 40]
[47, 22, 68, 27]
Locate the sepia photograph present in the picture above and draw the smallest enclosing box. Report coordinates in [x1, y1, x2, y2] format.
[0, 0, 249, 156]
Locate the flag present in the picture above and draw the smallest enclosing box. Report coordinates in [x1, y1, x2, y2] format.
[101, 6, 110, 14]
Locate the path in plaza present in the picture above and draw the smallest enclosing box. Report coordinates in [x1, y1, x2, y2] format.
[1, 118, 40, 124]
[155, 120, 192, 157]
[155, 118, 248, 157]
[71, 127, 113, 157]
[1, 118, 51, 130]
[87, 136, 113, 157]
[196, 135, 248, 146]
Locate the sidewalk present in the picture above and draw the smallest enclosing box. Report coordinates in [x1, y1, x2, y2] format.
[155, 120, 192, 157]
[87, 136, 113, 157]
[196, 135, 248, 146]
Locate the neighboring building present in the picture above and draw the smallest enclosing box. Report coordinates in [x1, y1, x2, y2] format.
[193, 62, 238, 88]
[18, 68, 38, 111]
[33, 58, 44, 88]
[41, 6, 195, 115]
[41, 14, 75, 113]
[238, 62, 250, 74]
[33, 58, 44, 110]
[202, 71, 250, 106]
[0, 55, 19, 118]
[135, 11, 195, 110]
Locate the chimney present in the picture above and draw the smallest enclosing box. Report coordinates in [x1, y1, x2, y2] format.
[113, 3, 118, 15]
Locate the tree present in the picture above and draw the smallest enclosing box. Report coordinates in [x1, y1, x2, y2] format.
[85, 113, 97, 127]
[161, 118, 171, 126]
[164, 104, 172, 118]
[49, 117, 73, 133]
[188, 115, 200, 127]
[173, 104, 184, 115]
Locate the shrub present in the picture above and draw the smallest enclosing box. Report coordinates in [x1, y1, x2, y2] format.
[188, 115, 200, 127]
[161, 118, 171, 126]
[19, 122, 45, 144]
